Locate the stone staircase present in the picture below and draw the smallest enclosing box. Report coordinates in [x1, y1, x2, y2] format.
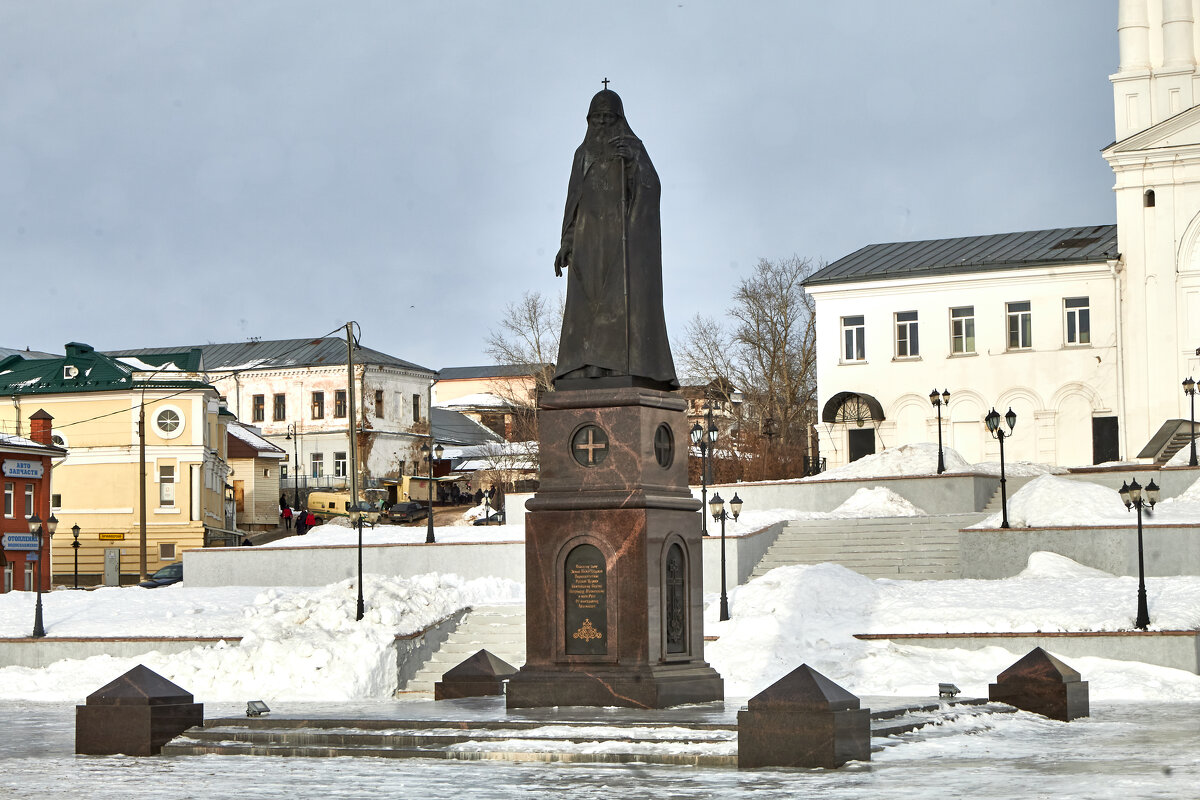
[980, 475, 1036, 513]
[748, 514, 987, 581]
[399, 604, 526, 694]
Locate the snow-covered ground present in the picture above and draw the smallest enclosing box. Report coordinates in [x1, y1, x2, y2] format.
[971, 472, 1200, 528]
[800, 442, 1069, 481]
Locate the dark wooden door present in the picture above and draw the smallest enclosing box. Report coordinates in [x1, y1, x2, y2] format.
[848, 428, 876, 462]
[1092, 417, 1119, 464]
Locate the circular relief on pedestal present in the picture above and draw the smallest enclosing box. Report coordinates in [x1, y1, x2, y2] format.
[654, 423, 674, 469]
[571, 424, 610, 467]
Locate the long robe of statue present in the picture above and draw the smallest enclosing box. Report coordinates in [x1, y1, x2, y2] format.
[553, 89, 679, 391]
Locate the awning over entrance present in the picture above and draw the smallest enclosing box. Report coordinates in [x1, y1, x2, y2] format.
[821, 392, 886, 426]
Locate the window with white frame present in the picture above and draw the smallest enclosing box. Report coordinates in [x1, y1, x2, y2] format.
[159, 465, 175, 506]
[311, 452, 324, 479]
[334, 452, 347, 478]
[3, 482, 11, 518]
[51, 494, 61, 511]
[950, 306, 975, 354]
[895, 311, 919, 358]
[24, 484, 33, 518]
[1006, 301, 1032, 350]
[159, 543, 176, 561]
[842, 315, 865, 362]
[1064, 297, 1090, 345]
[281, 464, 288, 480]
[3, 562, 11, 593]
[23, 563, 33, 591]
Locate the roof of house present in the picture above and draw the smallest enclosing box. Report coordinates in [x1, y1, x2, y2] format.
[0, 346, 60, 360]
[227, 422, 287, 460]
[0, 432, 66, 458]
[432, 407, 503, 446]
[108, 338, 432, 375]
[0, 342, 213, 396]
[804, 225, 1119, 288]
[437, 364, 549, 380]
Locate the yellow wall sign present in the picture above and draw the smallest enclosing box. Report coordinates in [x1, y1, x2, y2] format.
[97, 533, 125, 541]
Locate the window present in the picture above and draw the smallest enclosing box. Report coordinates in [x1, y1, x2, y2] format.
[1064, 297, 1090, 345]
[154, 407, 182, 437]
[159, 543, 176, 561]
[24, 563, 33, 591]
[263, 468, 270, 478]
[310, 452, 324, 479]
[252, 395, 265, 422]
[413, 394, 422, 422]
[159, 465, 175, 507]
[375, 390, 384, 418]
[895, 311, 919, 358]
[1007, 301, 1032, 350]
[273, 393, 287, 421]
[334, 390, 347, 418]
[3, 483, 11, 518]
[1144, 189, 1156, 208]
[24, 484, 34, 518]
[311, 391, 325, 420]
[950, 306, 975, 354]
[334, 452, 347, 478]
[280, 464, 288, 480]
[841, 315, 865, 362]
[51, 494, 61, 511]
[3, 562, 10, 593]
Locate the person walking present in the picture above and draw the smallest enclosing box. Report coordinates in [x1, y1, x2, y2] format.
[282, 505, 293, 530]
[295, 509, 308, 536]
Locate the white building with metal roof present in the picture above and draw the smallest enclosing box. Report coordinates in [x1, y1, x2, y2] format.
[807, 2, 1200, 470]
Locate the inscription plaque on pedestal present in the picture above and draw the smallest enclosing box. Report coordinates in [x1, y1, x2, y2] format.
[565, 544, 607, 655]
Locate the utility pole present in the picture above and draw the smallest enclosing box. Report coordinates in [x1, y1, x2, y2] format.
[346, 322, 359, 507]
[138, 403, 147, 581]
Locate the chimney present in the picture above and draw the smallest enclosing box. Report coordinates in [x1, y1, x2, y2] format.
[29, 409, 54, 446]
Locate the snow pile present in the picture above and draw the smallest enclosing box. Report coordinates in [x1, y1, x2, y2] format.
[972, 474, 1200, 528]
[0, 573, 522, 703]
[830, 486, 926, 517]
[804, 442, 971, 480]
[706, 554, 1200, 701]
[1164, 438, 1199, 466]
[962, 460, 1067, 477]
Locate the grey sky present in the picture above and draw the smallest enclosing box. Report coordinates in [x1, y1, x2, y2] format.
[1, 1, 1116, 372]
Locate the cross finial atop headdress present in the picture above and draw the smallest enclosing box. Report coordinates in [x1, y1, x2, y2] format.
[602, 77, 610, 90]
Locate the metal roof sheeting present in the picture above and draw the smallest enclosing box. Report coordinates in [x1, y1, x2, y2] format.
[805, 225, 1119, 287]
[108, 338, 432, 374]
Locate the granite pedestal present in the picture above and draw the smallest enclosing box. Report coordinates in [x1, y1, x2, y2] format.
[435, 650, 518, 700]
[76, 664, 204, 756]
[506, 387, 723, 709]
[737, 664, 871, 769]
[988, 647, 1089, 721]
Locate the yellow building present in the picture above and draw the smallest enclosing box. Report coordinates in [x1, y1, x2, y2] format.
[0, 343, 230, 585]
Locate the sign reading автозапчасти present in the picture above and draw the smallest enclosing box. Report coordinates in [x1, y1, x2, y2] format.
[2, 459, 44, 479]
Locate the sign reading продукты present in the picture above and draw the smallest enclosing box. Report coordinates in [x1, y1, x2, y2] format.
[1, 533, 40, 551]
[2, 459, 44, 479]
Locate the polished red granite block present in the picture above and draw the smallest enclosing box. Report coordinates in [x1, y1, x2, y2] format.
[76, 665, 204, 756]
[988, 647, 1089, 721]
[737, 664, 871, 769]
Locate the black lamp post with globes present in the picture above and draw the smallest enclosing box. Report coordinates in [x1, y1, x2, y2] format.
[690, 406, 718, 536]
[930, 389, 950, 474]
[984, 407, 1017, 529]
[1119, 477, 1159, 630]
[708, 491, 742, 622]
[27, 513, 58, 638]
[1184, 377, 1197, 467]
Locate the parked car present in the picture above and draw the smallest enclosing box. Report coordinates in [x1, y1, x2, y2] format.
[387, 502, 429, 524]
[139, 562, 182, 588]
[472, 509, 505, 526]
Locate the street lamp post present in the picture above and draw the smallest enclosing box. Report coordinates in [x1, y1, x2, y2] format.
[1185, 377, 1198, 467]
[1119, 478, 1159, 630]
[421, 442, 444, 543]
[930, 389, 950, 474]
[708, 492, 742, 621]
[349, 507, 380, 622]
[690, 406, 718, 536]
[984, 407, 1017, 529]
[71, 524, 81, 590]
[285, 424, 300, 511]
[27, 513, 57, 638]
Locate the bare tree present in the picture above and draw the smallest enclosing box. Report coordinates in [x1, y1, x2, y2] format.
[483, 290, 562, 445]
[679, 256, 820, 479]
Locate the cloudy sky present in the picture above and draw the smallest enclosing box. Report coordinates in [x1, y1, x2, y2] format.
[1, 1, 1116, 371]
